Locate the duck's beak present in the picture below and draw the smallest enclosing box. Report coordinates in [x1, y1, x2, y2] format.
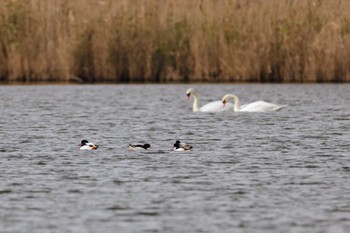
[186, 94, 190, 101]
[223, 100, 226, 107]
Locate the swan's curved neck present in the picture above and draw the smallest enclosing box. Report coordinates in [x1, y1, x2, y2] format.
[226, 94, 240, 111]
[191, 92, 200, 112]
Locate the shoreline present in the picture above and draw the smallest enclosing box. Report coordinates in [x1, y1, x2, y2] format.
[0, 81, 349, 86]
[1, 1, 350, 83]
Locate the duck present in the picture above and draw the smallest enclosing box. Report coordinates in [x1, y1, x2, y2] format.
[173, 140, 192, 151]
[80, 140, 98, 150]
[128, 143, 151, 151]
[186, 88, 234, 112]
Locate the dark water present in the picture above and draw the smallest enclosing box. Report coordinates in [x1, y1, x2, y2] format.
[0, 84, 349, 233]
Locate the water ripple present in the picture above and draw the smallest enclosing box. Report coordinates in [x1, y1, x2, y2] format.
[0, 84, 349, 233]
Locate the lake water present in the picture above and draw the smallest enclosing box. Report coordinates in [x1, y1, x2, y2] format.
[0, 84, 349, 233]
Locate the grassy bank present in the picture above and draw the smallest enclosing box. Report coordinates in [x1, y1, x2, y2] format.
[1, 0, 350, 83]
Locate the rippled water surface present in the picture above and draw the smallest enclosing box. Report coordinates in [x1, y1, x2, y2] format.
[0, 84, 350, 233]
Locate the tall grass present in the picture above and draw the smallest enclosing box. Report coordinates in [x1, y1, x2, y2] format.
[1, 0, 350, 83]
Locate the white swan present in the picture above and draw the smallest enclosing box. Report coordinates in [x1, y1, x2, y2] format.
[186, 88, 234, 112]
[222, 94, 286, 112]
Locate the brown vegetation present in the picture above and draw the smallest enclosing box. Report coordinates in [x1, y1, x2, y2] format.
[1, 0, 350, 83]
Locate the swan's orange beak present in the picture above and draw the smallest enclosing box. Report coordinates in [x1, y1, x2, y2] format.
[186, 94, 190, 101]
[223, 100, 226, 107]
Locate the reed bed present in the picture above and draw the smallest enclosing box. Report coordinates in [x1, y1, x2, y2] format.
[1, 0, 350, 83]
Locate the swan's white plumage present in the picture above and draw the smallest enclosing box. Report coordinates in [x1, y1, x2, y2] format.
[238, 101, 285, 112]
[186, 88, 233, 112]
[222, 94, 286, 112]
[199, 100, 232, 112]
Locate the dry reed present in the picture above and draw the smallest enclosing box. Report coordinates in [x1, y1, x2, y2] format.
[1, 0, 350, 83]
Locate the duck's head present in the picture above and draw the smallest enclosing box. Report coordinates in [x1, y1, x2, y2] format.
[174, 140, 181, 148]
[81, 140, 89, 146]
[144, 144, 151, 149]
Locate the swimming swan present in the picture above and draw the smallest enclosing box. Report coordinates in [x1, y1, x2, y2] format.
[222, 94, 286, 112]
[186, 88, 233, 112]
